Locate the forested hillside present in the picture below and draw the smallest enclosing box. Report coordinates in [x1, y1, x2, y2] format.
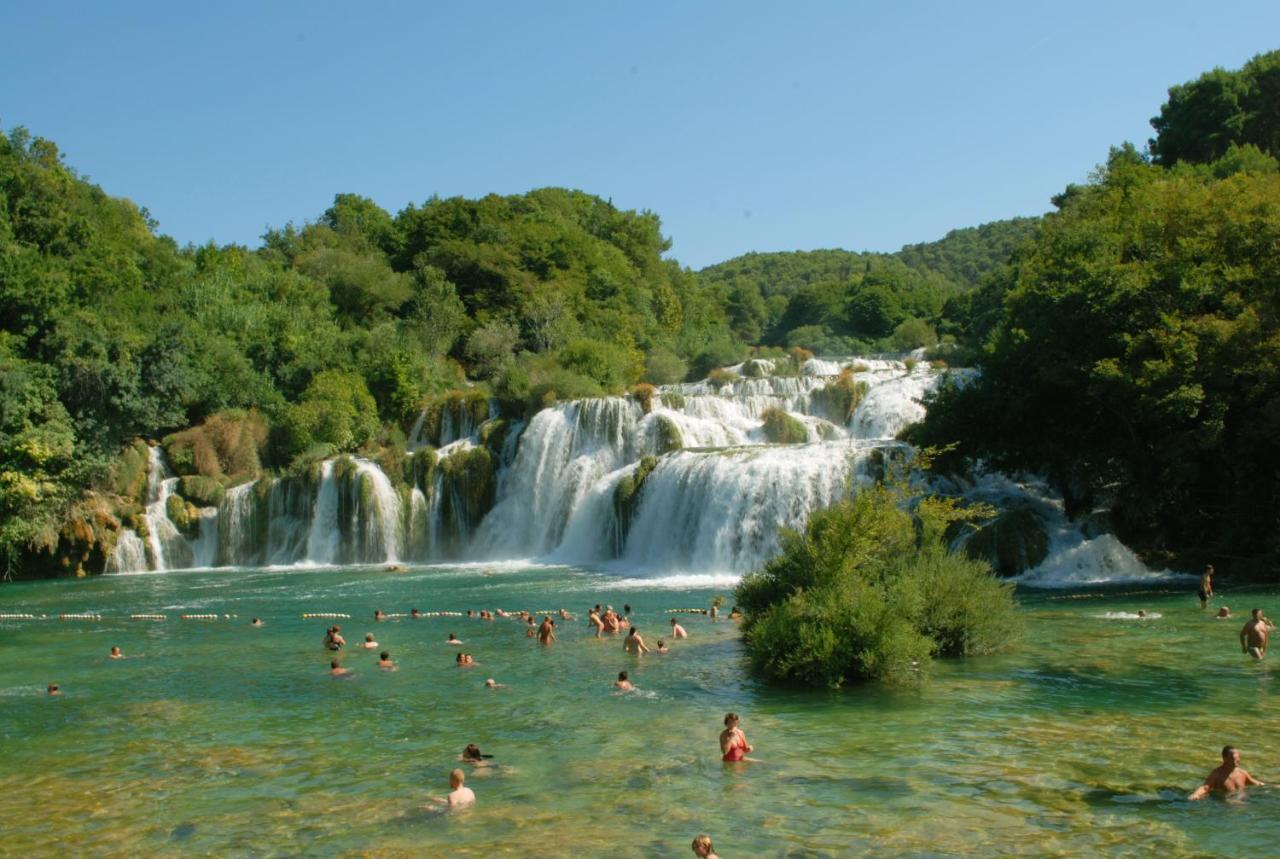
[0, 135, 738, 577]
[697, 217, 1039, 353]
[913, 49, 1280, 574]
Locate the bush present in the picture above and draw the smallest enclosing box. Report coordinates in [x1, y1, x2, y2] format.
[706, 368, 739, 388]
[642, 347, 688, 385]
[760, 407, 808, 444]
[557, 337, 643, 391]
[810, 369, 869, 424]
[736, 485, 1021, 687]
[164, 410, 267, 483]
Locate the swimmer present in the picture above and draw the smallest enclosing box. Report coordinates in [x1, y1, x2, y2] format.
[691, 834, 720, 859]
[1241, 608, 1271, 659]
[460, 743, 494, 765]
[710, 603, 719, 622]
[614, 671, 634, 691]
[444, 768, 475, 808]
[670, 618, 688, 640]
[1216, 607, 1231, 619]
[330, 660, 351, 677]
[623, 627, 650, 656]
[361, 633, 379, 650]
[1136, 610, 1147, 618]
[374, 609, 386, 622]
[463, 653, 475, 666]
[1189, 745, 1264, 799]
[466, 609, 474, 618]
[719, 712, 754, 762]
[656, 639, 669, 655]
[447, 633, 463, 645]
[109, 646, 123, 660]
[588, 609, 605, 638]
[377, 651, 397, 670]
[729, 606, 742, 620]
[324, 626, 346, 651]
[624, 604, 632, 616]
[251, 617, 264, 627]
[484, 678, 506, 689]
[1199, 564, 1214, 609]
[410, 608, 422, 619]
[47, 683, 60, 696]
[526, 617, 537, 638]
[537, 616, 556, 646]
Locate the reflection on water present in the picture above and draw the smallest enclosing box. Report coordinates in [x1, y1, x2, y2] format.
[0, 566, 1277, 856]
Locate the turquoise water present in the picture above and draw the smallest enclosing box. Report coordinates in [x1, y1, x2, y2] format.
[1, 565, 1278, 857]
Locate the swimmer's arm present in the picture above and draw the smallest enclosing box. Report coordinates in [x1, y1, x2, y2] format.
[1244, 771, 1265, 787]
[1188, 783, 1211, 801]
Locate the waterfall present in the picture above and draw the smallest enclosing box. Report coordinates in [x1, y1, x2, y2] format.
[142, 447, 193, 571]
[105, 354, 1173, 584]
[305, 460, 341, 564]
[105, 529, 148, 574]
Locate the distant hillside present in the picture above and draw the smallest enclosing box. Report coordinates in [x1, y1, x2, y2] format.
[895, 217, 1041, 290]
[696, 216, 1041, 352]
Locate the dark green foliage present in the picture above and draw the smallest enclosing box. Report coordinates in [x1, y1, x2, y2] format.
[1149, 50, 1280, 165]
[760, 407, 807, 444]
[736, 487, 1021, 687]
[652, 415, 683, 453]
[913, 149, 1280, 569]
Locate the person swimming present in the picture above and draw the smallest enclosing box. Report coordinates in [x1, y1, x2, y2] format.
[719, 712, 753, 762]
[460, 743, 494, 765]
[447, 633, 463, 645]
[361, 633, 379, 650]
[1217, 606, 1232, 619]
[614, 671, 634, 691]
[324, 626, 346, 650]
[1189, 745, 1265, 799]
[691, 834, 721, 859]
[109, 646, 123, 659]
[374, 609, 387, 622]
[410, 608, 422, 619]
[624, 627, 650, 656]
[670, 617, 688, 639]
[251, 617, 264, 627]
[656, 639, 669, 654]
[47, 683, 60, 696]
[484, 678, 506, 689]
[330, 660, 351, 677]
[377, 651, 396, 670]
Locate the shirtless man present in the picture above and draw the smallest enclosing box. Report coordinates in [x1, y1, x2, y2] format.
[361, 633, 379, 650]
[1216, 606, 1232, 619]
[377, 651, 396, 670]
[1241, 608, 1272, 659]
[1189, 746, 1264, 799]
[537, 617, 556, 646]
[1199, 565, 1214, 609]
[109, 646, 124, 660]
[670, 617, 688, 640]
[330, 660, 351, 677]
[624, 627, 650, 656]
[588, 609, 605, 638]
[251, 617, 264, 627]
[447, 633, 463, 645]
[431, 768, 475, 809]
[614, 670, 634, 691]
[602, 608, 620, 634]
[484, 678, 506, 689]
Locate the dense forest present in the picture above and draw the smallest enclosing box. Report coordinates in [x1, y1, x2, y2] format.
[913, 51, 1280, 574]
[697, 217, 1039, 353]
[2, 48, 1277, 579]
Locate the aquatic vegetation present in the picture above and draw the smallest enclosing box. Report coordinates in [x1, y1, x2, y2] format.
[736, 486, 1021, 686]
[612, 455, 658, 551]
[760, 407, 807, 444]
[810, 368, 869, 424]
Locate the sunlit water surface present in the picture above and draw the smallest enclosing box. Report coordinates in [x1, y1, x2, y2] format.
[1, 565, 1277, 857]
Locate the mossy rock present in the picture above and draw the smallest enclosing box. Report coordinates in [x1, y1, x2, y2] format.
[706, 368, 739, 388]
[653, 415, 684, 454]
[165, 494, 201, 538]
[437, 447, 497, 531]
[405, 447, 438, 492]
[478, 419, 512, 458]
[659, 392, 686, 411]
[422, 389, 492, 446]
[178, 475, 226, 508]
[741, 360, 769, 379]
[816, 421, 841, 441]
[761, 407, 807, 444]
[963, 507, 1050, 577]
[612, 455, 658, 553]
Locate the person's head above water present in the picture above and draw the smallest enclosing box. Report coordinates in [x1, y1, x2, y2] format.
[724, 712, 739, 727]
[691, 834, 715, 857]
[365, 633, 375, 642]
[380, 651, 390, 660]
[629, 627, 637, 635]
[463, 743, 483, 760]
[330, 660, 340, 669]
[1223, 745, 1240, 764]
[47, 683, 60, 695]
[1253, 608, 1265, 619]
[618, 671, 628, 681]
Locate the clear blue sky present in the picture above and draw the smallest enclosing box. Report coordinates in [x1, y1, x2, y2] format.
[2, 2, 1276, 268]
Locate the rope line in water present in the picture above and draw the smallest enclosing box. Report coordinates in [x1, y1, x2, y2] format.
[59, 613, 102, 620]
[130, 614, 167, 620]
[0, 613, 42, 619]
[302, 613, 350, 619]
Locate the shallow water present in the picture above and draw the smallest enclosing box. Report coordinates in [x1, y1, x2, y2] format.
[1, 566, 1277, 857]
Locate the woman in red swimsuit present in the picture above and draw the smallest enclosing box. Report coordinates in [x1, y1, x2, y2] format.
[719, 712, 753, 762]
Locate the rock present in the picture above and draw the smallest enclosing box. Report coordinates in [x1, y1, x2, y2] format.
[963, 507, 1050, 577]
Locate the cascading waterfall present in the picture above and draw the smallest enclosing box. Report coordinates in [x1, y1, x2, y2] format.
[101, 356, 1175, 585]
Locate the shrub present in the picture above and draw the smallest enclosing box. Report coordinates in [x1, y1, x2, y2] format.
[810, 369, 869, 424]
[760, 407, 808, 444]
[642, 347, 688, 385]
[736, 485, 1021, 687]
[164, 410, 268, 484]
[629, 383, 658, 414]
[706, 368, 739, 388]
